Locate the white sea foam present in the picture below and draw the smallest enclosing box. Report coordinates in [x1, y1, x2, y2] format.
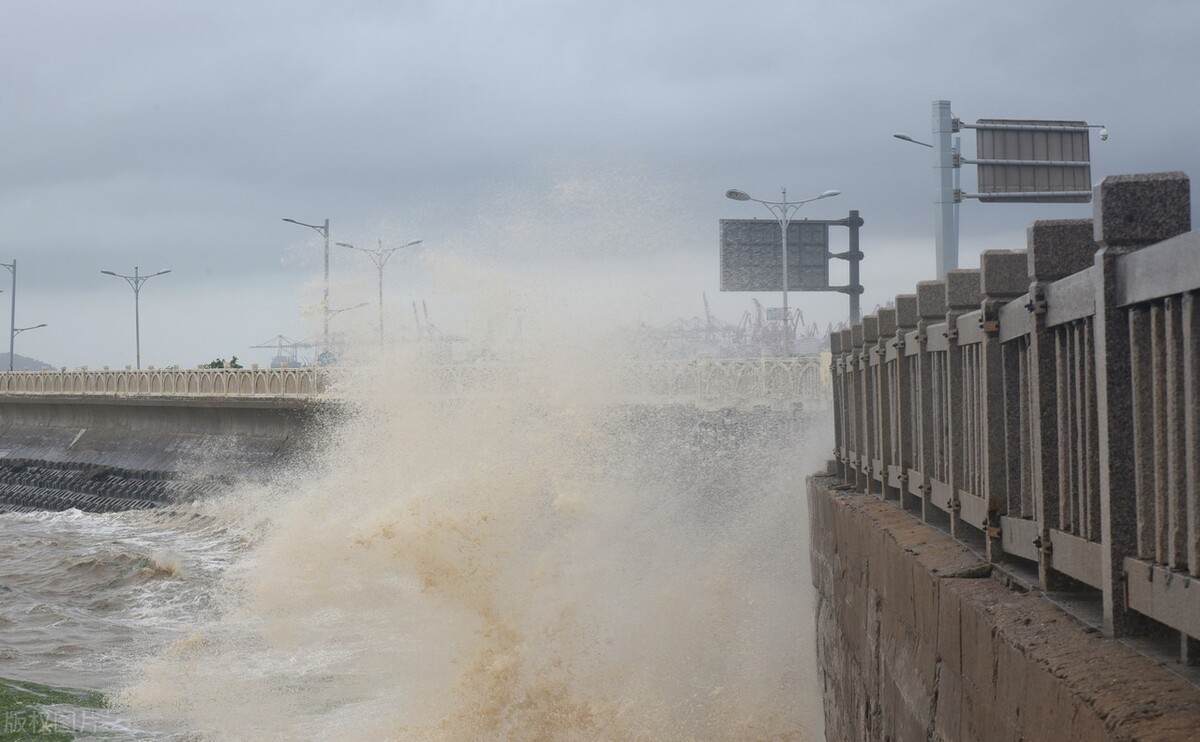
[112, 169, 829, 740]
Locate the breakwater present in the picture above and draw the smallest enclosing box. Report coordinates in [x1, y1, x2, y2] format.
[0, 358, 831, 514]
[0, 371, 332, 512]
[0, 459, 215, 512]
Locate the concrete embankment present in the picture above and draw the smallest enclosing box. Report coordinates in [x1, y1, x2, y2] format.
[0, 394, 336, 512]
[808, 476, 1200, 741]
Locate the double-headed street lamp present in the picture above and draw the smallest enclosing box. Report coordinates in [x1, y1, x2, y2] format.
[335, 239, 422, 344]
[725, 187, 840, 355]
[282, 217, 331, 353]
[100, 267, 171, 370]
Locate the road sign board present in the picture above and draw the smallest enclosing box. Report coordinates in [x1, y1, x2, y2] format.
[719, 219, 829, 292]
[974, 119, 1091, 203]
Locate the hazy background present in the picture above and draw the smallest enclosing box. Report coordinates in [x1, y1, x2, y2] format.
[3, 0, 1195, 368]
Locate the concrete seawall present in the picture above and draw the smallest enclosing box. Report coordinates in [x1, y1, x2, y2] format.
[0, 395, 337, 511]
[808, 476, 1200, 741]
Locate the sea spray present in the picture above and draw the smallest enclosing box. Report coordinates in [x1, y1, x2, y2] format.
[120, 176, 828, 738]
[118, 331, 825, 741]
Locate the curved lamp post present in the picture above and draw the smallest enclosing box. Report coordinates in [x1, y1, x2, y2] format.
[335, 239, 421, 344]
[10, 323, 46, 369]
[724, 187, 840, 355]
[327, 301, 369, 322]
[283, 217, 331, 354]
[1, 260, 15, 371]
[895, 130, 959, 277]
[101, 267, 171, 369]
[316, 302, 370, 364]
[892, 132, 932, 148]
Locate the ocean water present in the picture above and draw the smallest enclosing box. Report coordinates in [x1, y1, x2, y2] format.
[3, 327, 828, 740]
[0, 508, 240, 690]
[0, 506, 249, 738]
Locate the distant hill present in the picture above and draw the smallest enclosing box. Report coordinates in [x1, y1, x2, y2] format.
[0, 353, 55, 371]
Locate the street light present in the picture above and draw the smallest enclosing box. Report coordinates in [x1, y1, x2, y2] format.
[9, 323, 46, 370]
[724, 187, 840, 355]
[317, 302, 370, 362]
[282, 217, 331, 354]
[893, 132, 932, 147]
[336, 239, 423, 344]
[1, 260, 16, 371]
[327, 302, 369, 322]
[100, 267, 171, 370]
[895, 127, 961, 278]
[335, 239, 422, 344]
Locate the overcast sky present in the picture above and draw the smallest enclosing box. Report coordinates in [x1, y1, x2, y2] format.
[3, 0, 1196, 368]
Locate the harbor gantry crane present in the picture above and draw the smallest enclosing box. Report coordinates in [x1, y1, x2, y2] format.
[250, 335, 312, 368]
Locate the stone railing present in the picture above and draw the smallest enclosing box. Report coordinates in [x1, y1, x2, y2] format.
[0, 366, 327, 397]
[831, 171, 1199, 654]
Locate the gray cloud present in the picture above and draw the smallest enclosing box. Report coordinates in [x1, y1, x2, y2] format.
[1, 0, 1196, 367]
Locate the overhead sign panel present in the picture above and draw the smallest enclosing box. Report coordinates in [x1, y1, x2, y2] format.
[719, 219, 829, 292]
[974, 119, 1091, 203]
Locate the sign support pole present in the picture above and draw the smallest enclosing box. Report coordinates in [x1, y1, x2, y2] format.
[933, 99, 959, 279]
[847, 211, 863, 324]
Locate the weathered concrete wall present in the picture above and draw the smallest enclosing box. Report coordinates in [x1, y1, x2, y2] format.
[0, 396, 337, 511]
[0, 396, 334, 474]
[0, 395, 322, 437]
[808, 476, 1200, 741]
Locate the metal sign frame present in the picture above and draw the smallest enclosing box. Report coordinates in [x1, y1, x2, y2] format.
[719, 211, 864, 323]
[968, 119, 1092, 203]
[719, 219, 830, 292]
[925, 100, 1103, 279]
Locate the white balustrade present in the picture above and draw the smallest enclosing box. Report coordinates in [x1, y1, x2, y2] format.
[0, 367, 326, 397]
